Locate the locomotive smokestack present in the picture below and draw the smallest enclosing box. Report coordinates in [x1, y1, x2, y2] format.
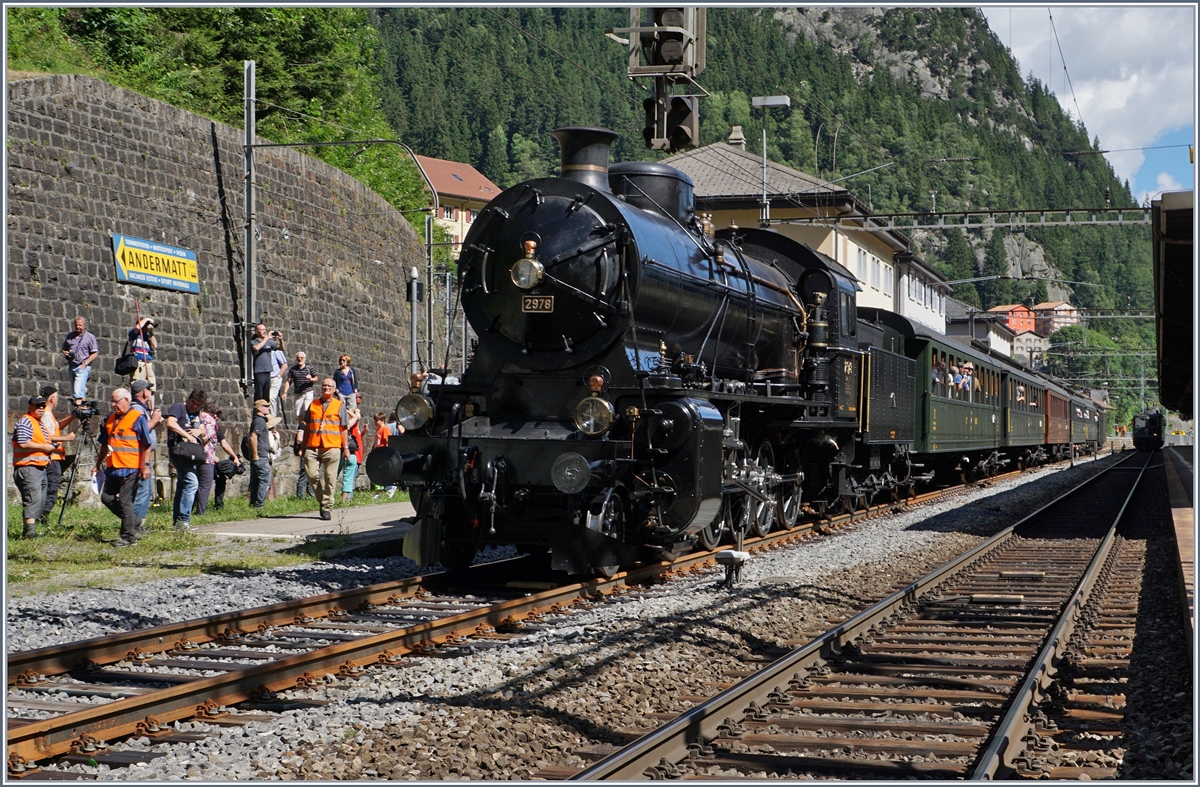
[552, 126, 618, 193]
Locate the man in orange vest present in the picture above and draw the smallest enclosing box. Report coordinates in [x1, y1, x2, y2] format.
[12, 394, 56, 538]
[297, 378, 349, 521]
[92, 387, 153, 547]
[36, 385, 78, 529]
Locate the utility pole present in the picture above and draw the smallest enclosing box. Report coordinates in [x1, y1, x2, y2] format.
[426, 213, 434, 374]
[752, 95, 789, 227]
[243, 60, 257, 397]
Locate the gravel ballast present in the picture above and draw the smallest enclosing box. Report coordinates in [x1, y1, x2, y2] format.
[7, 453, 1190, 780]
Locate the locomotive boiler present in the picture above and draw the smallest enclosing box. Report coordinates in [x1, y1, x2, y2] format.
[367, 126, 916, 574]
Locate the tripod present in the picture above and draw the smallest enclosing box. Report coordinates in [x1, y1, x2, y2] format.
[56, 419, 98, 528]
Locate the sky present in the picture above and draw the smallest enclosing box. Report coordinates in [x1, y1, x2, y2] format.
[979, 5, 1196, 206]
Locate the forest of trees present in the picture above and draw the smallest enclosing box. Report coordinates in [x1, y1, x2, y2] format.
[7, 6, 1159, 421]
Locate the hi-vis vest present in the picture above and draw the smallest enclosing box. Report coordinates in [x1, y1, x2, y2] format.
[306, 398, 344, 449]
[104, 409, 144, 470]
[12, 415, 50, 467]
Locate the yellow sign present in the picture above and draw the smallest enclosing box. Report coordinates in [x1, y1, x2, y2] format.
[112, 234, 199, 293]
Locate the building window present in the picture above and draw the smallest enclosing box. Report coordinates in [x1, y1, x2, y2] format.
[884, 263, 893, 294]
[468, 209, 478, 224]
[857, 248, 868, 284]
[442, 205, 454, 220]
[871, 256, 880, 290]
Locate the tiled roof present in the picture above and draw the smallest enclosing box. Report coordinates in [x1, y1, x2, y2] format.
[986, 304, 1028, 313]
[1031, 301, 1072, 310]
[661, 142, 846, 201]
[415, 155, 500, 203]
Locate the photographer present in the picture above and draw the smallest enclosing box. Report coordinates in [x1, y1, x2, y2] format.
[129, 317, 158, 390]
[36, 385, 78, 530]
[251, 323, 283, 403]
[165, 389, 207, 531]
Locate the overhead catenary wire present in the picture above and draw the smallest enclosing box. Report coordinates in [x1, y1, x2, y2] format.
[1046, 9, 1085, 129]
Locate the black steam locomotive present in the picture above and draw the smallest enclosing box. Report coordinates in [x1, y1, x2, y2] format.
[367, 127, 1103, 575]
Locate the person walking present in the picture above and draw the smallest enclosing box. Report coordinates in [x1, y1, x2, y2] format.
[281, 351, 317, 421]
[165, 389, 207, 531]
[128, 317, 158, 390]
[128, 380, 162, 533]
[36, 385, 78, 530]
[244, 399, 273, 511]
[93, 387, 152, 547]
[333, 354, 359, 406]
[12, 394, 55, 538]
[298, 379, 349, 520]
[251, 323, 283, 403]
[61, 316, 98, 406]
[196, 402, 241, 513]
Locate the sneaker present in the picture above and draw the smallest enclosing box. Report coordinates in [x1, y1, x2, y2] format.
[320, 510, 332, 521]
[173, 520, 195, 532]
[112, 537, 137, 548]
[23, 526, 38, 539]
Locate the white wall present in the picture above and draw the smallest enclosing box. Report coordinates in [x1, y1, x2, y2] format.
[897, 267, 946, 333]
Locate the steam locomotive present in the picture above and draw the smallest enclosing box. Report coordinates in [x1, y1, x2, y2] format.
[367, 126, 1106, 575]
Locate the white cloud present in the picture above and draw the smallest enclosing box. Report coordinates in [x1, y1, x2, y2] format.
[979, 6, 1195, 186]
[1137, 171, 1185, 206]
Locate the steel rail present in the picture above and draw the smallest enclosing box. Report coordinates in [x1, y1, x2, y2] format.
[6, 450, 1107, 766]
[968, 450, 1152, 780]
[572, 450, 1136, 780]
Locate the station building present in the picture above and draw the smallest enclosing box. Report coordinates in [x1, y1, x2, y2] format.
[415, 155, 500, 259]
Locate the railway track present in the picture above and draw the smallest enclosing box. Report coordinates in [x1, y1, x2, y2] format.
[567, 449, 1155, 780]
[4, 451, 1110, 777]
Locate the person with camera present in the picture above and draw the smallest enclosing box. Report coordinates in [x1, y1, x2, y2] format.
[61, 316, 98, 406]
[129, 317, 158, 390]
[36, 385, 78, 530]
[13, 394, 57, 538]
[298, 379, 350, 521]
[93, 387, 153, 547]
[197, 401, 242, 514]
[129, 380, 162, 534]
[251, 323, 283, 404]
[165, 388, 207, 531]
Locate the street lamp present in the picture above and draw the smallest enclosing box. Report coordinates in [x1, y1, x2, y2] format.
[751, 95, 790, 227]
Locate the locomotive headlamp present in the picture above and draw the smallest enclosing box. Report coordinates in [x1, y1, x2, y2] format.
[588, 375, 605, 393]
[395, 393, 435, 431]
[574, 396, 615, 436]
[510, 258, 544, 290]
[551, 452, 591, 495]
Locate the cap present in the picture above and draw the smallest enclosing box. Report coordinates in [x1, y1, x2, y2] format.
[130, 380, 152, 394]
[28, 395, 47, 407]
[39, 384, 58, 399]
[253, 399, 271, 409]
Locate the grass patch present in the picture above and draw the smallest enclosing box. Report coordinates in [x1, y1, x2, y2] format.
[6, 487, 410, 590]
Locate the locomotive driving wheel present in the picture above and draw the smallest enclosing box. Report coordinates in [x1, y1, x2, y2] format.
[748, 441, 776, 538]
[698, 496, 732, 550]
[776, 449, 803, 530]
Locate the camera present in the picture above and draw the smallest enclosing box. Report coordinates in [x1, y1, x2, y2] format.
[271, 330, 281, 338]
[73, 399, 100, 421]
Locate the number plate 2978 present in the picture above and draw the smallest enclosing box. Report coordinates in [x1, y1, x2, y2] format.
[522, 295, 554, 313]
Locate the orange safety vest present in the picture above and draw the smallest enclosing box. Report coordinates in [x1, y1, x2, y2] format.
[43, 414, 65, 461]
[306, 397, 344, 449]
[12, 415, 50, 467]
[104, 409, 145, 470]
